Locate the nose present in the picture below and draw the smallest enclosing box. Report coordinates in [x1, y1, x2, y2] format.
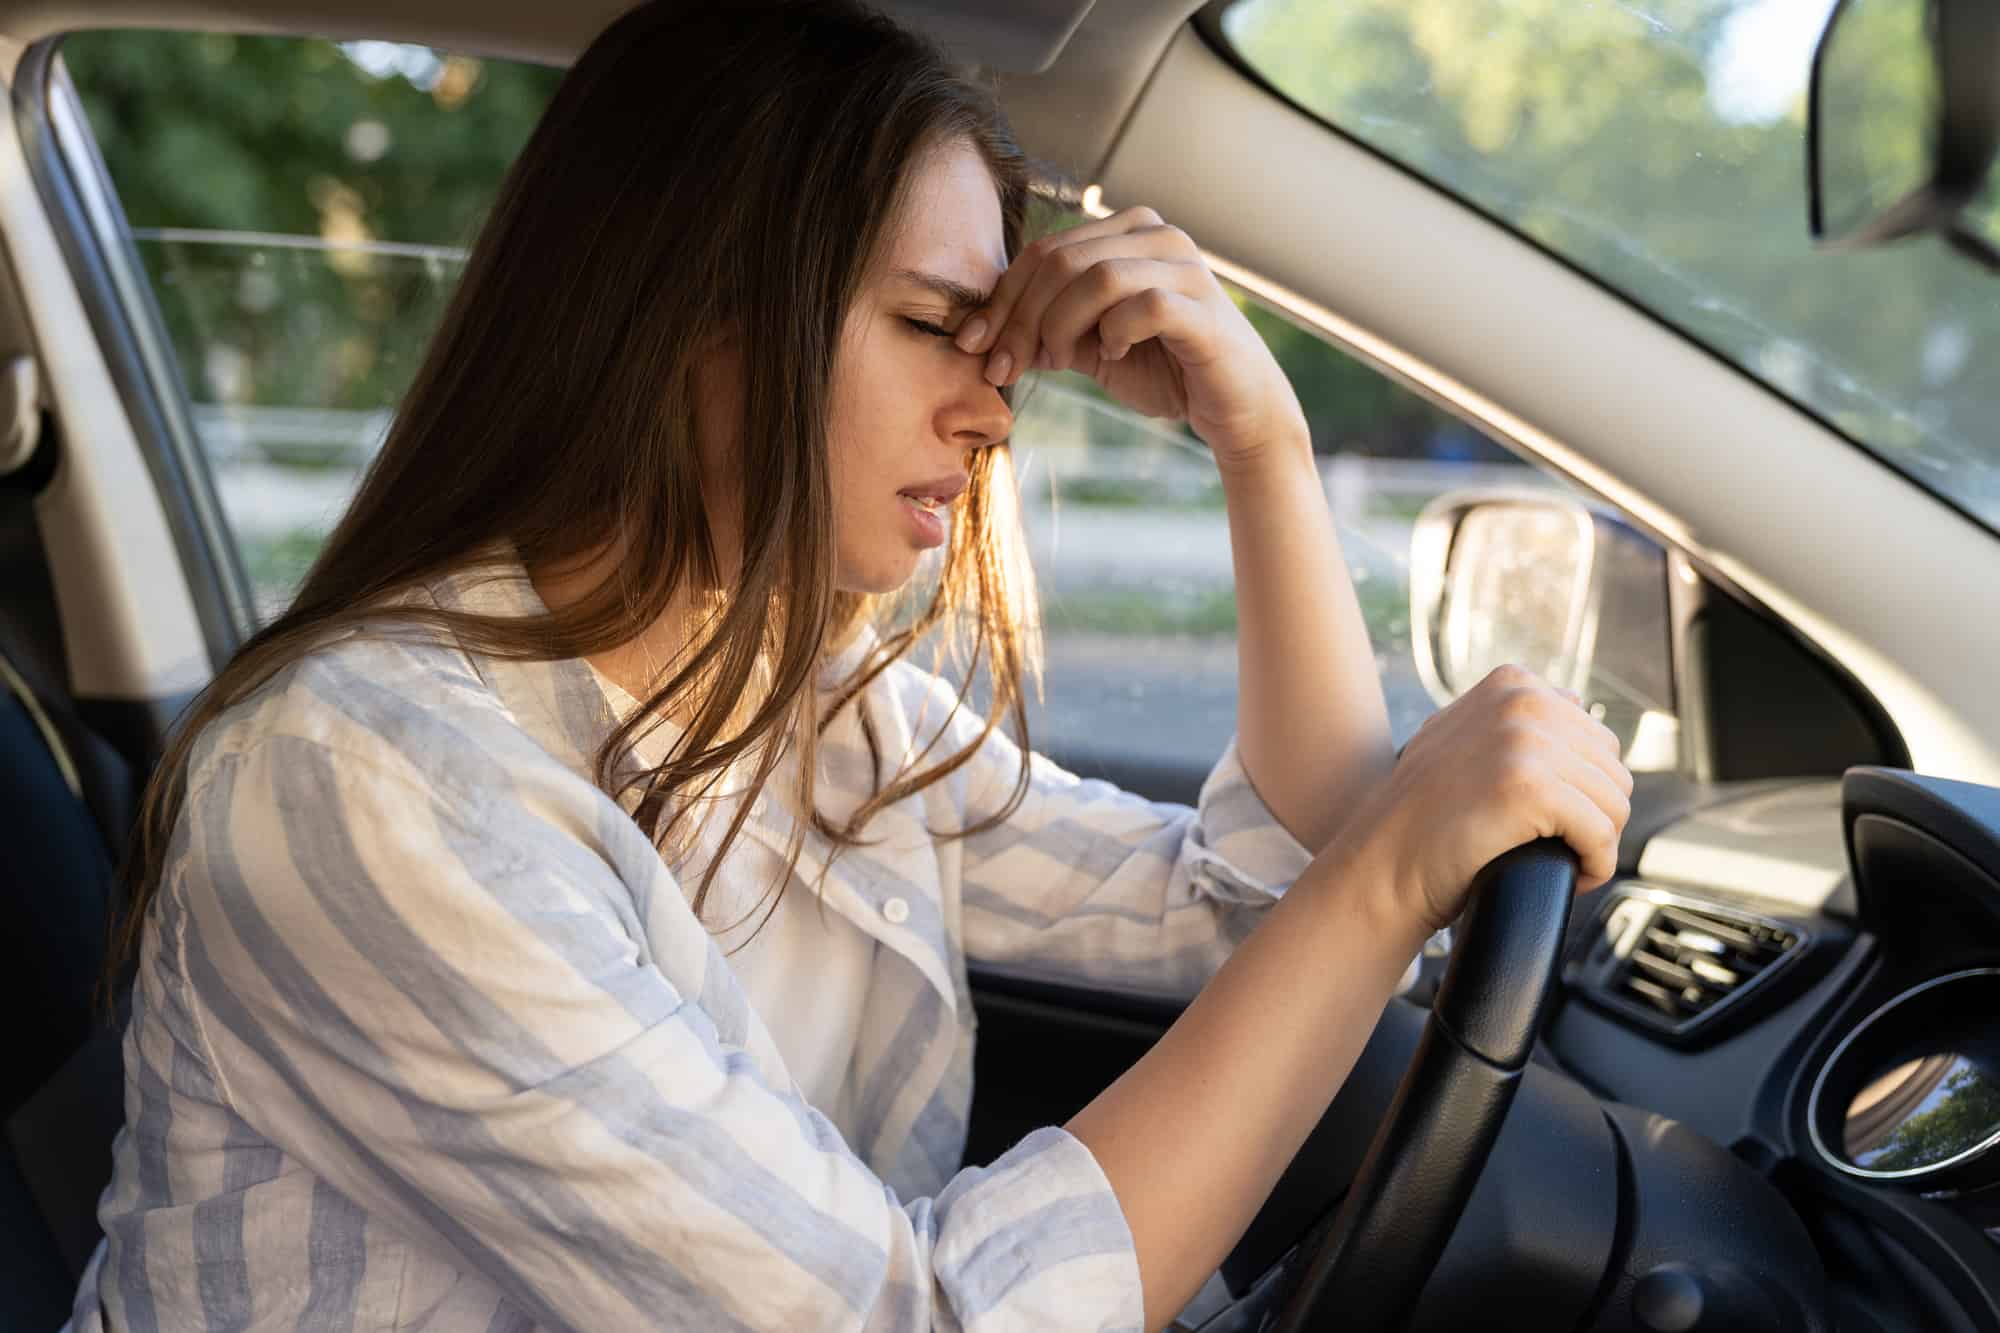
[939, 374, 1012, 452]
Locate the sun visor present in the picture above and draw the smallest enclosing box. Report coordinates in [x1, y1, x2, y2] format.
[882, 0, 1097, 73]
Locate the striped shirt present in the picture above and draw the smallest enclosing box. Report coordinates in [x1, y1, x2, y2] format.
[66, 551, 1316, 1332]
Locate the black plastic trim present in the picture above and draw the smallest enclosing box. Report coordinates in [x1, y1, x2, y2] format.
[1563, 883, 1827, 1049]
[11, 39, 252, 668]
[966, 962, 1187, 1031]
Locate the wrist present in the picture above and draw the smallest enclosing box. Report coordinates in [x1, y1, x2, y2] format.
[1211, 419, 1313, 485]
[1308, 814, 1434, 961]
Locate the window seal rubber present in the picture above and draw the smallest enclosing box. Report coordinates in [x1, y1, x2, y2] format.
[11, 37, 256, 667]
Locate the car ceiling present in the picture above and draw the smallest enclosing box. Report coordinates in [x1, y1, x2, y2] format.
[0, 0, 1198, 184]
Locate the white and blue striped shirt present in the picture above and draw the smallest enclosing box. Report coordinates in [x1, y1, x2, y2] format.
[66, 552, 1314, 1331]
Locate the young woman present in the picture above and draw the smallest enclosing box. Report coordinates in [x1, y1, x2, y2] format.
[69, 2, 1631, 1330]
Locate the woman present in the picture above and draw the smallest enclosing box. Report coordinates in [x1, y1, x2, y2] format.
[70, 2, 1632, 1330]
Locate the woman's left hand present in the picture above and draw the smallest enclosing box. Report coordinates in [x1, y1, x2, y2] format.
[954, 205, 1307, 470]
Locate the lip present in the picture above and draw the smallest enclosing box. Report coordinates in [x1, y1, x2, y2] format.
[897, 473, 968, 504]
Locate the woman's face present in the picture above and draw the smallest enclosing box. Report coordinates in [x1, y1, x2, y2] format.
[691, 139, 1013, 596]
[823, 140, 1014, 593]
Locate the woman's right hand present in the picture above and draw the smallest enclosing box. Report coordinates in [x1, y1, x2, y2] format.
[1340, 664, 1634, 937]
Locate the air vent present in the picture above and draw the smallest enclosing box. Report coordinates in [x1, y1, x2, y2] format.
[1567, 890, 1806, 1044]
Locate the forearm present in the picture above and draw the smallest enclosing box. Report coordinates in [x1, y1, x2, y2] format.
[1066, 839, 1427, 1331]
[1222, 430, 1395, 852]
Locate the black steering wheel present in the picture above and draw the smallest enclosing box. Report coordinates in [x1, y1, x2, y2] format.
[1268, 837, 1579, 1332]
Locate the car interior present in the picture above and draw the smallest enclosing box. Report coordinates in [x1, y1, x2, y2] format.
[3, 0, 2000, 1329]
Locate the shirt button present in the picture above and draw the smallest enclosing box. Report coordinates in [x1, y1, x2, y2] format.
[882, 897, 911, 925]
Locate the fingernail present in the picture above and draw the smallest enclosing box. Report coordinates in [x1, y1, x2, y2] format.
[1033, 345, 1052, 372]
[985, 348, 1013, 386]
[1104, 343, 1125, 362]
[956, 317, 987, 352]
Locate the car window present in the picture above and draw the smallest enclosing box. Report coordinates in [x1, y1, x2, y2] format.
[60, 29, 1672, 777]
[61, 31, 563, 619]
[1014, 278, 1604, 766]
[1219, 0, 2000, 534]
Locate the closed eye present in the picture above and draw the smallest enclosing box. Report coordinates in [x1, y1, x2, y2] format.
[905, 317, 955, 339]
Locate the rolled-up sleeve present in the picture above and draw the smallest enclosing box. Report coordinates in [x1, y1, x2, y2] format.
[174, 735, 1144, 1332]
[942, 682, 1316, 995]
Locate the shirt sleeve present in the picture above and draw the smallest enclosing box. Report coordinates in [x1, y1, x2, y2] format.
[932, 677, 1317, 997]
[173, 734, 1145, 1333]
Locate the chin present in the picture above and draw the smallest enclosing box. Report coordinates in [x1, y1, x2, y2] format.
[834, 548, 922, 597]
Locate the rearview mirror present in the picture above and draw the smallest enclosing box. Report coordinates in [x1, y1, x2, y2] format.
[1408, 492, 1679, 770]
[1809, 0, 2000, 267]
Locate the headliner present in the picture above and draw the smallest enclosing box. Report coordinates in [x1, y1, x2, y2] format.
[0, 0, 1211, 179]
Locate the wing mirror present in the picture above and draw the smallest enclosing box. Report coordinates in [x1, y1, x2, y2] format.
[1408, 492, 1679, 771]
[1809, 0, 2000, 269]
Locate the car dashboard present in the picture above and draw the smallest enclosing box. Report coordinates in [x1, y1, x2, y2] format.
[1543, 771, 2000, 1332]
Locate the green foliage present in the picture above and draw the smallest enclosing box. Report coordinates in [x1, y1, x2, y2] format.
[61, 26, 1513, 468]
[63, 31, 562, 413]
[1861, 1060, 2000, 1173]
[1222, 0, 2000, 521]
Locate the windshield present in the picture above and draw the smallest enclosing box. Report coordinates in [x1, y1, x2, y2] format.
[1221, 0, 2000, 533]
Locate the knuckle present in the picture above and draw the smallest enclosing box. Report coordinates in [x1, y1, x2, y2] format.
[1086, 257, 1127, 294]
[1125, 205, 1164, 228]
[1021, 234, 1059, 262]
[1497, 686, 1547, 724]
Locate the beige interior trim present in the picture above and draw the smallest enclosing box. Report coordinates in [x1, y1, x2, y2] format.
[0, 0, 1198, 177]
[1100, 29, 2000, 785]
[0, 37, 211, 696]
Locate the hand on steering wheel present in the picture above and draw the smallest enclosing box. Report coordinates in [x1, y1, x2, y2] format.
[1266, 666, 1627, 1331]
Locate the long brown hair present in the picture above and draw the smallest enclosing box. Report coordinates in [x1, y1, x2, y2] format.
[108, 0, 1049, 981]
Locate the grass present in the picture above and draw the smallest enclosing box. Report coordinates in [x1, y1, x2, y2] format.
[1040, 586, 1241, 637]
[238, 526, 326, 608]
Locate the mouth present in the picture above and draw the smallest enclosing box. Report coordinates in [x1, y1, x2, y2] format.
[897, 476, 964, 549]
[897, 475, 968, 512]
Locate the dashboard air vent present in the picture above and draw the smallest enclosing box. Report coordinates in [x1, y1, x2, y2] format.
[1566, 890, 1806, 1044]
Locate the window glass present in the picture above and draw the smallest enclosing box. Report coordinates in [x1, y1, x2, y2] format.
[1220, 0, 2000, 533]
[62, 31, 562, 618]
[1013, 287, 1581, 766]
[61, 32, 1670, 777]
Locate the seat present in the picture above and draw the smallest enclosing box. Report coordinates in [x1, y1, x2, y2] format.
[0, 650, 134, 1327]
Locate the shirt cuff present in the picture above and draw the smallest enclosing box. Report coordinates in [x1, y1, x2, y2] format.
[1190, 735, 1317, 900]
[931, 1125, 1146, 1332]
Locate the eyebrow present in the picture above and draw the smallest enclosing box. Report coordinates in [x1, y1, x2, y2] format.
[891, 267, 991, 310]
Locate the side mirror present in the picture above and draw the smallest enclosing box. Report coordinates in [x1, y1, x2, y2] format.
[1409, 491, 1679, 770]
[1809, 0, 2000, 268]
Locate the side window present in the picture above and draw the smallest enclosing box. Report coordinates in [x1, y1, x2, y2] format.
[62, 39, 1671, 774]
[61, 32, 562, 620]
[1011, 280, 1599, 774]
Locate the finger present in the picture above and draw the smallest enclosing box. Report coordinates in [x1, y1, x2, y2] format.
[1552, 697, 1632, 793]
[1038, 258, 1206, 372]
[1550, 739, 1633, 843]
[972, 226, 1191, 387]
[1496, 675, 1625, 784]
[1556, 689, 1625, 763]
[958, 206, 1172, 358]
[1539, 776, 1621, 891]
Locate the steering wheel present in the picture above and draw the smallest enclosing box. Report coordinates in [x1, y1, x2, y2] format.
[1268, 837, 1579, 1332]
